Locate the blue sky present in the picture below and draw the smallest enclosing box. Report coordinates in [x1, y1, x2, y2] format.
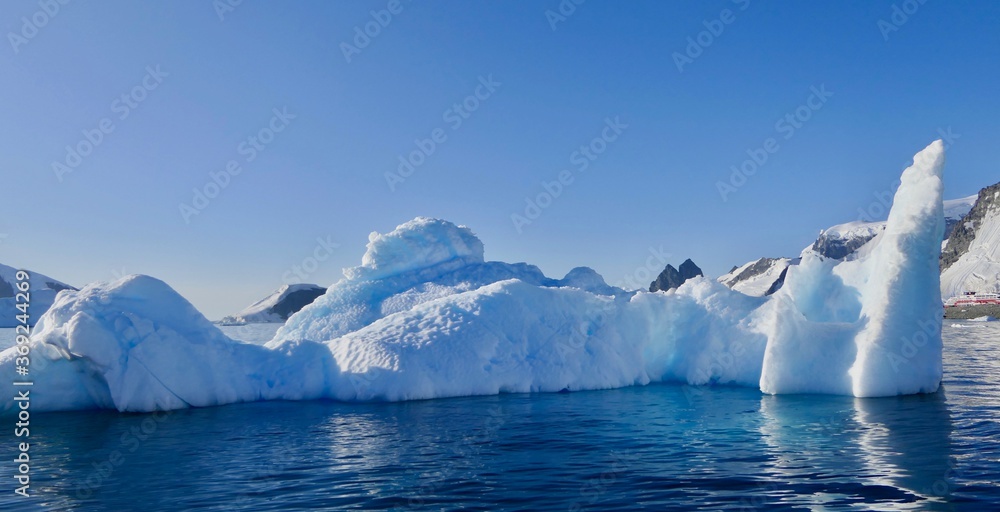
[2, 0, 998, 319]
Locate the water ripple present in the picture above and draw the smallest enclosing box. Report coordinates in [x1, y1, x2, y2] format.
[1, 323, 998, 510]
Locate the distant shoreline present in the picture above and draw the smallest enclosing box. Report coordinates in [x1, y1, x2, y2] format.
[945, 304, 1000, 319]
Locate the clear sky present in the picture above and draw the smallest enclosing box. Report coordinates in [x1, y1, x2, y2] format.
[2, 0, 998, 319]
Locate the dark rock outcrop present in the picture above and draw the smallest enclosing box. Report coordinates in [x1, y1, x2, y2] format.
[649, 259, 703, 292]
[729, 258, 781, 285]
[45, 281, 76, 293]
[811, 228, 882, 260]
[942, 182, 1000, 271]
[944, 217, 965, 240]
[718, 257, 798, 297]
[764, 265, 790, 296]
[650, 265, 681, 292]
[270, 286, 328, 320]
[221, 283, 328, 324]
[678, 259, 703, 281]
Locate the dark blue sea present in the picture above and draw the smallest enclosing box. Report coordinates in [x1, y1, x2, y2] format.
[1, 322, 998, 511]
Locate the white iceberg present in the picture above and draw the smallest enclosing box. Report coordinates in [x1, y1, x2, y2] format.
[761, 140, 945, 396]
[0, 142, 948, 413]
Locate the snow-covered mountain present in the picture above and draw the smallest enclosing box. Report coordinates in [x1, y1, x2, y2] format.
[810, 221, 886, 260]
[941, 182, 1000, 299]
[719, 192, 980, 297]
[795, 186, 994, 301]
[809, 195, 976, 261]
[718, 257, 800, 297]
[722, 219, 889, 295]
[0, 263, 76, 327]
[220, 284, 327, 324]
[943, 194, 979, 238]
[722, 218, 896, 295]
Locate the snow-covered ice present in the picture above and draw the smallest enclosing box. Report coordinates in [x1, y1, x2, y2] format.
[761, 140, 945, 396]
[0, 142, 949, 413]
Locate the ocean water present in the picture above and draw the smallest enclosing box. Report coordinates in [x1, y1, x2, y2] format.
[1, 323, 998, 511]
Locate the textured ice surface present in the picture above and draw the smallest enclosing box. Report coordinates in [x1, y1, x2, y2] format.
[761, 140, 945, 396]
[0, 143, 948, 412]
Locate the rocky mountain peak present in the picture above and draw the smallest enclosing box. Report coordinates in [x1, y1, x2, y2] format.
[650, 259, 703, 292]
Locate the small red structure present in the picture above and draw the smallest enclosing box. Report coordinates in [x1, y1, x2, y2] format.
[944, 291, 1000, 307]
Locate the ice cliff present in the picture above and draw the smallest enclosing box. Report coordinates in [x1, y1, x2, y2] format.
[0, 142, 948, 413]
